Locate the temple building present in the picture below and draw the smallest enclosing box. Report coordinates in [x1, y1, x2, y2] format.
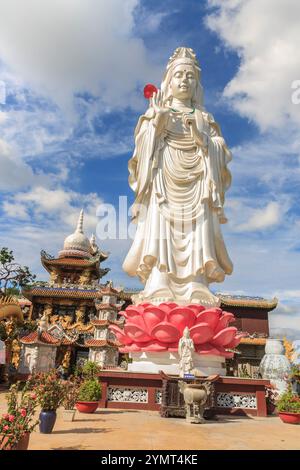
[22, 210, 125, 370]
[218, 293, 278, 378]
[87, 286, 124, 368]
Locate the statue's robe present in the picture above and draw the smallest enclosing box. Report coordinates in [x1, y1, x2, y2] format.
[123, 106, 233, 296]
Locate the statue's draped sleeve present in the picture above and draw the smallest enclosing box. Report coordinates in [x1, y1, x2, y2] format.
[128, 108, 158, 219]
[196, 110, 232, 224]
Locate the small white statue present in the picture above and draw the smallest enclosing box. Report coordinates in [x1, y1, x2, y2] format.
[37, 312, 48, 337]
[178, 327, 195, 377]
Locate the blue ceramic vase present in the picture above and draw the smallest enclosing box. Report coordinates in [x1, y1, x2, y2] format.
[39, 410, 57, 434]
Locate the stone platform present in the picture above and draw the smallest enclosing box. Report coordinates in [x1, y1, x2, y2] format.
[98, 370, 270, 417]
[128, 351, 226, 376]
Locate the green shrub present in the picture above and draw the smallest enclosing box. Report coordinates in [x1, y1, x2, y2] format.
[78, 379, 102, 402]
[62, 378, 80, 410]
[81, 361, 100, 380]
[277, 389, 300, 413]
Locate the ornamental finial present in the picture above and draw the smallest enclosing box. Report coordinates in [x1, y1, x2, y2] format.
[76, 209, 84, 234]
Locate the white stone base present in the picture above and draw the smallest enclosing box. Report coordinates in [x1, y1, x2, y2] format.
[128, 351, 226, 376]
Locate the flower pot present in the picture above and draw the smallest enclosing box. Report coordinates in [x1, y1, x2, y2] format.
[75, 401, 99, 413]
[278, 412, 300, 424]
[62, 409, 76, 422]
[267, 401, 276, 415]
[39, 410, 57, 434]
[0, 432, 30, 450]
[15, 432, 30, 450]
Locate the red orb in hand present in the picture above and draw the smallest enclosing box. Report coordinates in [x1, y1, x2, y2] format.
[144, 84, 158, 99]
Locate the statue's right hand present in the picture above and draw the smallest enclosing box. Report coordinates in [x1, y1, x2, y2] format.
[150, 89, 168, 116]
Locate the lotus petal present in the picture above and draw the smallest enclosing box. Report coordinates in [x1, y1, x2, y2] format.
[167, 342, 180, 351]
[143, 306, 166, 333]
[144, 305, 166, 316]
[143, 311, 166, 335]
[190, 322, 214, 344]
[225, 333, 245, 349]
[212, 326, 237, 347]
[186, 304, 206, 314]
[195, 344, 223, 355]
[195, 308, 222, 330]
[168, 307, 196, 334]
[139, 302, 151, 308]
[214, 312, 235, 334]
[151, 322, 180, 343]
[159, 302, 178, 310]
[127, 315, 147, 331]
[109, 325, 133, 345]
[125, 307, 144, 319]
[124, 324, 152, 343]
[120, 343, 141, 352]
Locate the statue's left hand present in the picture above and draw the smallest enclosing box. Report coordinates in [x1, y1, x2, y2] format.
[184, 115, 208, 149]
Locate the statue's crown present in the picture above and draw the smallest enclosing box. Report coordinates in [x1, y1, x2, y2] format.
[167, 47, 200, 71]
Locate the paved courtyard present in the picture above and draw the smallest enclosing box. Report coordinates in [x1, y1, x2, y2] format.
[1, 392, 299, 450]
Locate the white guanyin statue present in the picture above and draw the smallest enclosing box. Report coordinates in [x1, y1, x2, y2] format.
[123, 47, 233, 306]
[178, 327, 195, 377]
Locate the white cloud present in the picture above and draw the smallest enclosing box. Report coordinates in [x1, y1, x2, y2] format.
[236, 201, 281, 232]
[0, 138, 37, 191]
[269, 302, 300, 335]
[0, 0, 161, 113]
[2, 186, 103, 232]
[205, 0, 300, 130]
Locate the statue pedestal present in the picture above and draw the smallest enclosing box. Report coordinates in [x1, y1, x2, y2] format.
[128, 351, 226, 376]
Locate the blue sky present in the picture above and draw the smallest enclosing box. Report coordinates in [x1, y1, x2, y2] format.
[0, 0, 300, 338]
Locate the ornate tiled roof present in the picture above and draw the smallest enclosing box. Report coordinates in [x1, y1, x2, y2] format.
[43, 257, 97, 266]
[218, 293, 278, 310]
[95, 303, 121, 311]
[20, 330, 78, 346]
[61, 337, 76, 345]
[20, 331, 60, 345]
[101, 285, 120, 295]
[240, 337, 267, 346]
[23, 286, 102, 300]
[84, 339, 121, 348]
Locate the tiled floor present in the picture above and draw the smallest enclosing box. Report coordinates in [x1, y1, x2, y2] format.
[1, 393, 299, 450]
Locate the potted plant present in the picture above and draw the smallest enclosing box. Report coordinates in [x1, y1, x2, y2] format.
[81, 361, 101, 380]
[277, 387, 300, 424]
[61, 378, 79, 422]
[28, 370, 64, 434]
[76, 379, 102, 413]
[0, 381, 39, 450]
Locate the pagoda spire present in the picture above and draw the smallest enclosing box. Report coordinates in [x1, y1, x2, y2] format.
[76, 209, 84, 234]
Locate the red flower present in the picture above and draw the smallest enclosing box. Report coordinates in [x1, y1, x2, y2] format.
[2, 413, 9, 420]
[3, 425, 9, 432]
[20, 409, 27, 417]
[8, 415, 15, 422]
[30, 393, 37, 400]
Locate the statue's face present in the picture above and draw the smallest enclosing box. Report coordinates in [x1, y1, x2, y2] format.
[170, 64, 196, 101]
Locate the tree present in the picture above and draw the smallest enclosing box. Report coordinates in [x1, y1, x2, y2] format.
[0, 247, 36, 295]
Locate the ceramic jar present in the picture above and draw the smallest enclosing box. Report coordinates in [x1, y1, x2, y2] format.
[260, 339, 291, 393]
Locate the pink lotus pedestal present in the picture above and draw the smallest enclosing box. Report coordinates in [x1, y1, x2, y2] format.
[110, 302, 244, 375]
